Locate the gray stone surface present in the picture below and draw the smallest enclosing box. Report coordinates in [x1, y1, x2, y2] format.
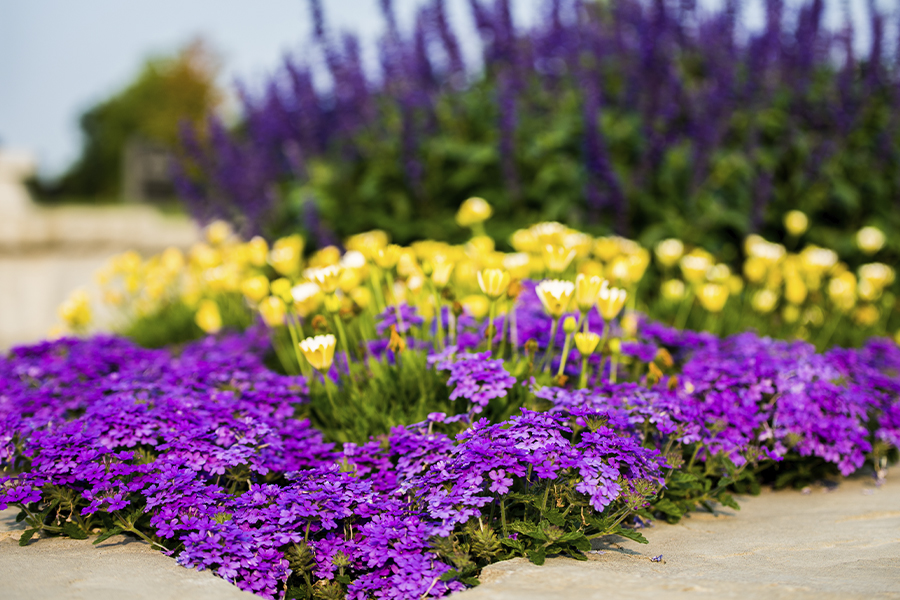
[0, 508, 255, 600]
[458, 476, 900, 599]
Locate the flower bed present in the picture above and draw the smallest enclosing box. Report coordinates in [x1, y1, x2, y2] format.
[3, 289, 899, 598]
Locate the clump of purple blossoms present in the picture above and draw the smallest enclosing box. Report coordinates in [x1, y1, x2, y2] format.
[432, 349, 517, 414]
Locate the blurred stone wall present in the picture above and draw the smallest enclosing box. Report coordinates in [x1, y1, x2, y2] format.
[0, 150, 198, 350]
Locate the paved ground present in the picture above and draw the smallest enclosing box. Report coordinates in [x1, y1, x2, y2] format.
[1, 476, 897, 599]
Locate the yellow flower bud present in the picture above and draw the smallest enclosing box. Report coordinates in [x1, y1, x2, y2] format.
[751, 288, 779, 313]
[727, 275, 744, 295]
[241, 275, 270, 304]
[743, 256, 768, 284]
[195, 299, 222, 334]
[477, 268, 511, 300]
[596, 285, 627, 321]
[859, 263, 895, 288]
[593, 237, 620, 262]
[298, 334, 336, 372]
[654, 238, 684, 268]
[304, 265, 342, 294]
[828, 272, 857, 313]
[309, 245, 342, 268]
[661, 279, 686, 301]
[350, 287, 372, 310]
[374, 245, 402, 270]
[430, 258, 455, 288]
[542, 244, 577, 274]
[291, 282, 324, 317]
[785, 277, 807, 305]
[269, 234, 304, 277]
[247, 236, 269, 267]
[853, 304, 880, 327]
[535, 279, 575, 318]
[575, 274, 606, 313]
[574, 331, 601, 355]
[680, 252, 712, 284]
[258, 296, 286, 327]
[697, 283, 728, 313]
[205, 220, 232, 246]
[782, 304, 800, 324]
[563, 316, 578, 334]
[324, 293, 343, 313]
[784, 210, 808, 236]
[455, 197, 493, 227]
[509, 229, 539, 254]
[270, 278, 293, 302]
[857, 226, 886, 254]
[577, 259, 604, 280]
[346, 230, 389, 260]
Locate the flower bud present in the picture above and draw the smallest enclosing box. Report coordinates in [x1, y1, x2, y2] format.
[477, 268, 512, 300]
[195, 299, 222, 334]
[654, 238, 684, 268]
[241, 275, 270, 304]
[857, 226, 885, 254]
[575, 274, 606, 313]
[697, 283, 728, 313]
[455, 197, 493, 227]
[563, 316, 578, 334]
[258, 296, 286, 327]
[596, 285, 627, 321]
[574, 331, 601, 355]
[784, 210, 808, 236]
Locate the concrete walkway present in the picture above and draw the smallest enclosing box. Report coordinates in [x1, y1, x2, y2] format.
[1, 476, 897, 599]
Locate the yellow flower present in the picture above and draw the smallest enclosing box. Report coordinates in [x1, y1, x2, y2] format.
[577, 259, 604, 279]
[563, 232, 593, 259]
[679, 252, 712, 284]
[346, 230, 389, 260]
[542, 244, 577, 274]
[828, 272, 857, 312]
[697, 283, 728, 313]
[509, 229, 539, 253]
[726, 275, 744, 295]
[477, 268, 511, 300]
[461, 294, 490, 320]
[304, 265, 342, 294]
[661, 279, 686, 301]
[269, 234, 304, 276]
[784, 210, 809, 236]
[857, 226, 886, 254]
[430, 257, 455, 288]
[575, 274, 606, 313]
[241, 275, 270, 303]
[298, 334, 337, 372]
[654, 238, 684, 268]
[858, 263, 895, 288]
[205, 220, 232, 246]
[574, 331, 601, 355]
[160, 247, 184, 273]
[59, 289, 92, 331]
[195, 299, 222, 334]
[784, 277, 808, 305]
[706, 263, 731, 283]
[374, 245, 402, 270]
[309, 246, 342, 268]
[291, 282, 324, 317]
[593, 236, 620, 262]
[853, 304, 880, 327]
[247, 236, 269, 267]
[782, 304, 800, 323]
[350, 287, 372, 310]
[502, 252, 532, 280]
[751, 288, 779, 313]
[536, 279, 575, 317]
[258, 296, 286, 327]
[456, 197, 493, 227]
[270, 278, 293, 301]
[596, 285, 627, 321]
[743, 256, 768, 284]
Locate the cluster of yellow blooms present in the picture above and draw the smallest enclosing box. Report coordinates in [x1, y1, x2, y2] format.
[57, 199, 899, 356]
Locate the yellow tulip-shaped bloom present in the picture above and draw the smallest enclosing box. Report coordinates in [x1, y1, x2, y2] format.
[461, 294, 490, 320]
[751, 288, 779, 313]
[374, 245, 403, 270]
[596, 285, 627, 321]
[697, 283, 729, 313]
[247, 236, 269, 267]
[575, 274, 606, 313]
[241, 275, 270, 303]
[205, 220, 233, 246]
[535, 279, 575, 318]
[661, 279, 686, 301]
[258, 296, 286, 327]
[298, 334, 337, 372]
[268, 234, 304, 277]
[346, 230, 389, 260]
[291, 282, 324, 317]
[477, 268, 511, 300]
[456, 197, 493, 227]
[574, 331, 601, 355]
[195, 299, 222, 334]
[303, 265, 342, 294]
[856, 226, 886, 254]
[679, 252, 713, 284]
[654, 238, 684, 268]
[270, 278, 293, 302]
[430, 258, 455, 288]
[785, 277, 808, 305]
[542, 244, 577, 274]
[784, 210, 808, 236]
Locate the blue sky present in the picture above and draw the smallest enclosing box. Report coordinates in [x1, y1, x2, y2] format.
[0, 0, 886, 178]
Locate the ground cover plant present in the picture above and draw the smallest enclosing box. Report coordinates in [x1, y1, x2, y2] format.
[5, 209, 900, 599]
[175, 0, 900, 254]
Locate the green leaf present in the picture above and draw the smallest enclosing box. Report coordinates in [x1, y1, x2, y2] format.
[62, 522, 88, 540]
[14, 510, 26, 523]
[18, 529, 38, 547]
[614, 527, 649, 545]
[653, 498, 684, 518]
[526, 547, 546, 566]
[543, 509, 565, 527]
[717, 492, 741, 511]
[92, 526, 124, 545]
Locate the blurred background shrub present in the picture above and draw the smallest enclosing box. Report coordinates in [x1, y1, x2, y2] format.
[173, 0, 900, 259]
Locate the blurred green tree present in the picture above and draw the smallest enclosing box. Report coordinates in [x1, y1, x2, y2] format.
[50, 39, 221, 200]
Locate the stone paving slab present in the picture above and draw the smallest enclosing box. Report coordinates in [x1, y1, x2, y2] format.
[1, 476, 897, 599]
[458, 476, 900, 600]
